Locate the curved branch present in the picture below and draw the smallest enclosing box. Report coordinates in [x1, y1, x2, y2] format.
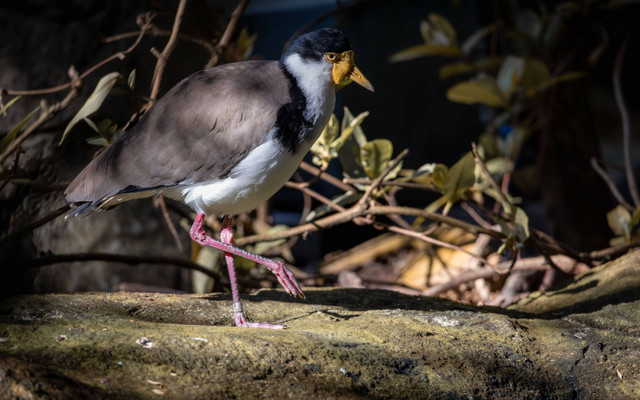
[148, 0, 187, 101]
[20, 252, 220, 280]
[204, 0, 250, 69]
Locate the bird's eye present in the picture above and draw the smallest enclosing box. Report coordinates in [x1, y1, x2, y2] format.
[324, 53, 338, 62]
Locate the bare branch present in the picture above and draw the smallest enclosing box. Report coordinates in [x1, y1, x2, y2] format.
[204, 0, 250, 69]
[148, 0, 188, 102]
[591, 157, 633, 211]
[20, 252, 220, 280]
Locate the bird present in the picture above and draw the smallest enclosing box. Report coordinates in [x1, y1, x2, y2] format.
[64, 28, 374, 329]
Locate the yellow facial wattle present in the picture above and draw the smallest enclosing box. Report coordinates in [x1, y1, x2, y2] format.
[325, 50, 374, 92]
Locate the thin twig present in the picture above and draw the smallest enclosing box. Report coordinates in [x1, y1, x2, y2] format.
[461, 202, 494, 230]
[154, 196, 184, 252]
[0, 205, 70, 246]
[204, 0, 250, 69]
[20, 252, 220, 280]
[582, 240, 640, 262]
[148, 0, 187, 102]
[5, 12, 154, 97]
[284, 181, 348, 213]
[103, 27, 215, 53]
[357, 149, 409, 209]
[0, 146, 24, 193]
[422, 255, 580, 297]
[234, 203, 503, 247]
[387, 225, 493, 267]
[0, 81, 81, 165]
[612, 31, 639, 207]
[591, 157, 633, 211]
[471, 142, 510, 211]
[343, 178, 440, 192]
[299, 161, 357, 193]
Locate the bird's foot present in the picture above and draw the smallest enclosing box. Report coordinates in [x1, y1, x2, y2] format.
[267, 261, 305, 299]
[233, 303, 284, 329]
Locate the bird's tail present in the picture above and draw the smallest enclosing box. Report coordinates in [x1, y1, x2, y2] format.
[64, 201, 101, 219]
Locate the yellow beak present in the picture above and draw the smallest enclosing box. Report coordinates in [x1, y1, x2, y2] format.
[349, 65, 374, 92]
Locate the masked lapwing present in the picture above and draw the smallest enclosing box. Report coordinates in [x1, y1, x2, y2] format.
[64, 28, 374, 329]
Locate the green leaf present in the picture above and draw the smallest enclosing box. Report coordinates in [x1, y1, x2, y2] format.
[447, 77, 507, 107]
[0, 95, 21, 115]
[361, 139, 394, 179]
[389, 44, 463, 62]
[442, 152, 475, 204]
[60, 72, 121, 145]
[607, 205, 631, 239]
[512, 206, 530, 242]
[0, 106, 40, 155]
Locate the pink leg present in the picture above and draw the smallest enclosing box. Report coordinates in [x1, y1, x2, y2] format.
[190, 213, 304, 329]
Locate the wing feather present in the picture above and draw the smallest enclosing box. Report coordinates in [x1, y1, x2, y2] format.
[65, 60, 290, 204]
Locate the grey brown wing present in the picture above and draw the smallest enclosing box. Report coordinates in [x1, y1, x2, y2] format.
[65, 61, 289, 206]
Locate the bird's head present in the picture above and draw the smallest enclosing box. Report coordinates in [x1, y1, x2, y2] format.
[282, 28, 374, 92]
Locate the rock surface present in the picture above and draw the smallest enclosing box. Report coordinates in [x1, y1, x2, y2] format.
[1, 250, 639, 399]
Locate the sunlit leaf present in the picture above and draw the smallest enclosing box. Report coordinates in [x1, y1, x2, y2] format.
[336, 110, 369, 149]
[361, 139, 394, 179]
[310, 114, 340, 165]
[442, 151, 475, 204]
[60, 72, 121, 145]
[446, 77, 507, 107]
[0, 105, 40, 154]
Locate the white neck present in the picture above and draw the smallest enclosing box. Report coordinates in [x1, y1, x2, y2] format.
[283, 53, 335, 123]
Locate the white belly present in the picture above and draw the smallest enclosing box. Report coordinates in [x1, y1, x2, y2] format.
[174, 124, 327, 216]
